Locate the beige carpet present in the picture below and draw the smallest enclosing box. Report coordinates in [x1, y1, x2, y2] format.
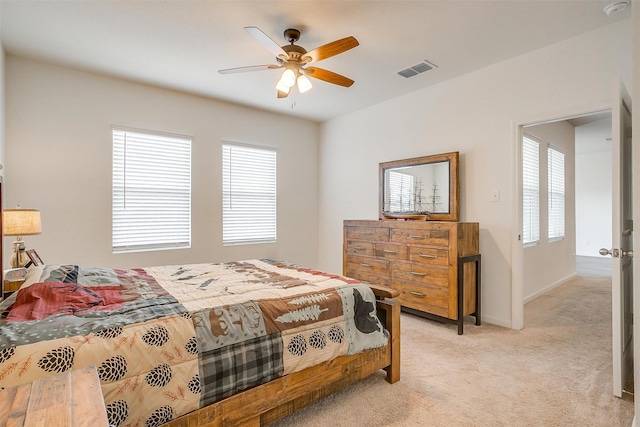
[268, 276, 634, 426]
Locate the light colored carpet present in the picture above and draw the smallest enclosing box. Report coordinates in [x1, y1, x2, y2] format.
[268, 275, 633, 426]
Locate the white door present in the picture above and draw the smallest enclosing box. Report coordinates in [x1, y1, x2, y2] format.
[602, 79, 633, 398]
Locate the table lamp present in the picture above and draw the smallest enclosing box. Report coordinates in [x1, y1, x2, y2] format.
[3, 208, 42, 268]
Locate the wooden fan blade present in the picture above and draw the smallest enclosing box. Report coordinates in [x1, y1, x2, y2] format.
[305, 67, 354, 87]
[218, 64, 280, 74]
[302, 36, 359, 63]
[277, 89, 290, 99]
[245, 26, 289, 60]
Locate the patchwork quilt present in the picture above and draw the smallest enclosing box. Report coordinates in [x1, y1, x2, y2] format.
[0, 259, 388, 427]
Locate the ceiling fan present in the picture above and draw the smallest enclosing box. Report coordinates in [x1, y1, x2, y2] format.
[219, 27, 359, 98]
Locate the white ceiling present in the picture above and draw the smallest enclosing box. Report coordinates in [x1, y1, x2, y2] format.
[0, 1, 631, 123]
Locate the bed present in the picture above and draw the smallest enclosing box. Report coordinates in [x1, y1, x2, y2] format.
[0, 259, 400, 426]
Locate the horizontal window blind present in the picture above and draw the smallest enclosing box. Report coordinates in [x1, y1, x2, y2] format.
[522, 136, 540, 244]
[112, 128, 191, 253]
[222, 144, 276, 245]
[548, 146, 565, 240]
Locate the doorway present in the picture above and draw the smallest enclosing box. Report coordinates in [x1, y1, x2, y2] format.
[514, 101, 633, 399]
[519, 112, 612, 303]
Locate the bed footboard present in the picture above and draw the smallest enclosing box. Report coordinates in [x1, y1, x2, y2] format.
[371, 285, 400, 384]
[163, 284, 400, 427]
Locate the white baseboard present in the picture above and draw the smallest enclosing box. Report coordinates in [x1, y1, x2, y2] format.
[479, 315, 511, 329]
[523, 273, 578, 305]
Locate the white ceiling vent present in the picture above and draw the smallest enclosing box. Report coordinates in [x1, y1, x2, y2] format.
[397, 60, 437, 78]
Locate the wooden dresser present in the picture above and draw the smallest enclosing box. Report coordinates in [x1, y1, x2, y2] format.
[344, 219, 480, 334]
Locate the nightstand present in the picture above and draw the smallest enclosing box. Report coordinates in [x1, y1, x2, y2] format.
[3, 267, 27, 300]
[3, 279, 24, 300]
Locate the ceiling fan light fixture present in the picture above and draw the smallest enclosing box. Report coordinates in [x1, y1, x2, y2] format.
[297, 74, 313, 93]
[275, 80, 291, 94]
[279, 69, 297, 88]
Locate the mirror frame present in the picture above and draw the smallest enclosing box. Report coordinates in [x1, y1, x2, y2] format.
[379, 151, 459, 221]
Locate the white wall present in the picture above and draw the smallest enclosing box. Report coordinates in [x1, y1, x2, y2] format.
[522, 121, 576, 301]
[4, 56, 320, 269]
[631, 1, 639, 423]
[318, 19, 631, 327]
[575, 118, 612, 257]
[0, 2, 4, 171]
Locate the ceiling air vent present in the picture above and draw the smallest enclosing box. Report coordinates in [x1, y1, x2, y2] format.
[397, 60, 437, 78]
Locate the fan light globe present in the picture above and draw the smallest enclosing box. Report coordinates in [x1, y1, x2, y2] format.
[275, 80, 291, 94]
[297, 75, 313, 93]
[279, 69, 297, 88]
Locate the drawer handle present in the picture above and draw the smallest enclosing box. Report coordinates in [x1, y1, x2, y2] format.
[360, 232, 374, 235]
[360, 263, 373, 267]
[382, 249, 398, 254]
[419, 253, 437, 259]
[353, 246, 366, 250]
[410, 271, 426, 277]
[407, 290, 427, 298]
[409, 235, 426, 240]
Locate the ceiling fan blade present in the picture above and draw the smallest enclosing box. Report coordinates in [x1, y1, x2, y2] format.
[218, 64, 281, 74]
[245, 26, 289, 60]
[302, 36, 359, 63]
[277, 90, 290, 99]
[305, 67, 354, 87]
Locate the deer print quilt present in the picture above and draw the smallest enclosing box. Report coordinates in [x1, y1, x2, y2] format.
[0, 259, 388, 427]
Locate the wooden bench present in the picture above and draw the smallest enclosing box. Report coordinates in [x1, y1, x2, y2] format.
[0, 366, 109, 427]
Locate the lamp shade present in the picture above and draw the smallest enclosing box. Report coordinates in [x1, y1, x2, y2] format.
[3, 209, 42, 236]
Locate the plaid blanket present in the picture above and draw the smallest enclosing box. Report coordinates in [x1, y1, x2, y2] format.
[0, 259, 388, 427]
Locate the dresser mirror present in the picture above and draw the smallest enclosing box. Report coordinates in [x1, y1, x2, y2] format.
[379, 151, 459, 221]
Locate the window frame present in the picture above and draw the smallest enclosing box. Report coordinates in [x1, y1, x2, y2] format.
[112, 126, 192, 254]
[222, 142, 277, 246]
[522, 134, 541, 246]
[547, 144, 566, 242]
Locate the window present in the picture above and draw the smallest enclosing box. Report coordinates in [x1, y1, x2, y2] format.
[112, 128, 191, 253]
[522, 136, 540, 244]
[222, 143, 276, 245]
[548, 146, 565, 240]
[388, 170, 414, 211]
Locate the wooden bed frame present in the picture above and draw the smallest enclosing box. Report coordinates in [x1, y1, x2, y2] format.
[163, 285, 400, 427]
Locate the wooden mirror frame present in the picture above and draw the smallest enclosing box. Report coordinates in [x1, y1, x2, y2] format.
[379, 151, 459, 221]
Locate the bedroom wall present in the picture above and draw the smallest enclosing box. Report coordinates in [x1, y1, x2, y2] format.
[318, 18, 632, 327]
[3, 56, 320, 269]
[522, 121, 576, 301]
[575, 118, 612, 258]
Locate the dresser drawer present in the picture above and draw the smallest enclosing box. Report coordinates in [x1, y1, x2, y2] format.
[395, 281, 449, 317]
[390, 228, 449, 246]
[374, 243, 408, 260]
[346, 240, 375, 256]
[392, 262, 449, 288]
[346, 226, 390, 242]
[345, 255, 390, 276]
[408, 247, 449, 266]
[345, 269, 391, 287]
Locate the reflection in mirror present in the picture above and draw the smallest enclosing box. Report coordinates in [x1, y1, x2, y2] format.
[383, 161, 450, 214]
[379, 152, 459, 221]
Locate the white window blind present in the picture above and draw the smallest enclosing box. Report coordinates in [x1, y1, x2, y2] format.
[388, 171, 414, 211]
[522, 136, 540, 244]
[548, 146, 565, 240]
[112, 128, 191, 253]
[222, 144, 276, 245]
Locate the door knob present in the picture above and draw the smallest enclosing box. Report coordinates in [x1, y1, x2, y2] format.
[622, 249, 634, 258]
[599, 248, 620, 257]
